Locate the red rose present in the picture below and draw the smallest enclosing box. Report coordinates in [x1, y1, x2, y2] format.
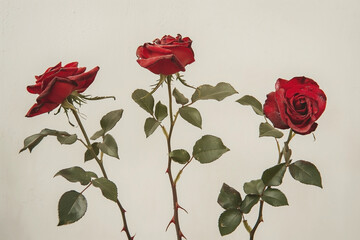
[263, 77, 327, 135]
[136, 34, 195, 75]
[26, 62, 99, 117]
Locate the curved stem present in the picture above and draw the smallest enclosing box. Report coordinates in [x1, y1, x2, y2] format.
[174, 157, 194, 185]
[165, 76, 183, 240]
[71, 109, 133, 240]
[250, 129, 295, 240]
[249, 200, 264, 240]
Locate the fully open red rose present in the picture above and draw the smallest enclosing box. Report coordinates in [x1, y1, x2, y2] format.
[263, 77, 327, 135]
[26, 62, 99, 117]
[136, 34, 195, 75]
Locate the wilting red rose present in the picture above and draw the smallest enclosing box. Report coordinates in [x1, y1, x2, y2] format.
[263, 77, 327, 135]
[26, 62, 99, 117]
[136, 34, 195, 75]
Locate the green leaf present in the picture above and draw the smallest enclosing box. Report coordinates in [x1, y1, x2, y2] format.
[155, 101, 168, 121]
[100, 109, 124, 133]
[259, 122, 284, 138]
[191, 82, 238, 102]
[20, 134, 44, 153]
[54, 166, 96, 185]
[40, 128, 60, 135]
[84, 143, 100, 162]
[217, 183, 242, 210]
[179, 106, 202, 129]
[57, 134, 77, 145]
[86, 171, 98, 179]
[262, 188, 288, 207]
[173, 88, 189, 105]
[193, 135, 230, 164]
[236, 95, 264, 116]
[261, 163, 287, 186]
[132, 89, 154, 115]
[243, 179, 265, 196]
[289, 160, 322, 188]
[92, 177, 118, 202]
[240, 195, 260, 214]
[169, 149, 190, 164]
[98, 134, 119, 159]
[218, 209, 242, 236]
[90, 129, 105, 140]
[20, 129, 75, 153]
[144, 117, 160, 138]
[58, 190, 87, 226]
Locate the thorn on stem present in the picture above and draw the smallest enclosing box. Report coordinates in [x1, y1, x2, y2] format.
[131, 234, 136, 240]
[165, 168, 169, 174]
[179, 230, 187, 239]
[176, 203, 188, 214]
[166, 217, 175, 231]
[121, 227, 125, 232]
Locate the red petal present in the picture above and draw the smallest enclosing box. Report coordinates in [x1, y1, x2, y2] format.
[64, 62, 78, 68]
[162, 45, 195, 67]
[137, 55, 185, 75]
[25, 102, 60, 117]
[35, 62, 62, 81]
[70, 66, 99, 93]
[37, 77, 77, 104]
[293, 122, 318, 135]
[160, 35, 176, 44]
[264, 92, 289, 129]
[40, 67, 80, 91]
[27, 84, 42, 94]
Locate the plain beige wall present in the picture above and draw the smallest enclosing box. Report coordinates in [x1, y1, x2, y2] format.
[1, 0, 359, 239]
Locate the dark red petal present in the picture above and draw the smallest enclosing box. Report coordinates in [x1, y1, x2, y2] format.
[25, 102, 60, 117]
[160, 35, 176, 44]
[37, 77, 77, 104]
[137, 55, 185, 75]
[70, 66, 99, 93]
[27, 84, 42, 94]
[74, 67, 86, 75]
[136, 45, 149, 58]
[35, 62, 62, 81]
[275, 78, 288, 91]
[162, 45, 195, 67]
[293, 122, 318, 135]
[280, 76, 320, 92]
[40, 67, 80, 91]
[263, 92, 289, 129]
[146, 44, 173, 55]
[64, 62, 78, 68]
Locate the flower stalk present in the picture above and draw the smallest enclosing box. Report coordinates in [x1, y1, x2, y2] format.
[70, 108, 134, 240]
[164, 76, 183, 240]
[249, 129, 295, 240]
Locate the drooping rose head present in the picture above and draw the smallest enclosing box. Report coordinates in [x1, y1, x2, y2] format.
[263, 77, 327, 135]
[26, 62, 99, 117]
[136, 34, 195, 75]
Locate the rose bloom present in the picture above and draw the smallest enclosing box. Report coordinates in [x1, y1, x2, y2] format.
[26, 62, 99, 117]
[263, 77, 327, 135]
[136, 34, 195, 75]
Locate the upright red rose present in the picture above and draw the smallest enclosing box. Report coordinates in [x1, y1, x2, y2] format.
[263, 77, 327, 135]
[136, 34, 195, 75]
[26, 62, 99, 117]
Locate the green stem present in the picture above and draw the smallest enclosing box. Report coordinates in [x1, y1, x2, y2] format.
[71, 109, 133, 240]
[249, 200, 264, 240]
[165, 76, 183, 240]
[250, 129, 295, 240]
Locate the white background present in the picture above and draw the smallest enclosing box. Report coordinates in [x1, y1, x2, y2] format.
[1, 0, 359, 239]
